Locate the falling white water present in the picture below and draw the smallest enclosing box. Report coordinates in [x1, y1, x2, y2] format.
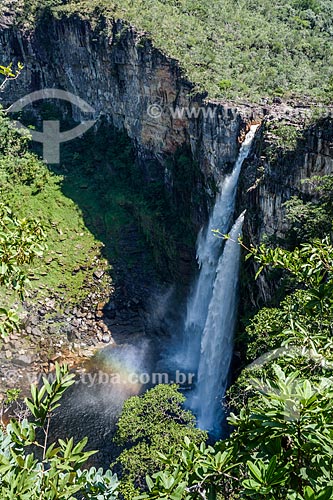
[180, 125, 259, 372]
[191, 212, 245, 436]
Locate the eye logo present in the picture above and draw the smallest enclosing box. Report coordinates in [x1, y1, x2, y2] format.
[7, 89, 97, 164]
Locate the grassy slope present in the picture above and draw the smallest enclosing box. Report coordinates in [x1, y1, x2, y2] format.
[0, 115, 132, 310]
[3, 173, 104, 301]
[0, 161, 107, 313]
[0, 108, 201, 315]
[43, 0, 333, 102]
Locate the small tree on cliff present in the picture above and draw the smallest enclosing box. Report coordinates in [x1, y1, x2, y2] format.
[0, 62, 23, 92]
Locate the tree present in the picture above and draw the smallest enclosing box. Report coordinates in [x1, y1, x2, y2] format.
[137, 238, 333, 499]
[0, 63, 23, 92]
[137, 368, 333, 499]
[113, 384, 207, 499]
[0, 204, 47, 337]
[0, 62, 46, 338]
[228, 366, 333, 499]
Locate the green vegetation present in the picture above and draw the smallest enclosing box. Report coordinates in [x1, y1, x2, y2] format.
[0, 62, 23, 91]
[284, 175, 333, 245]
[111, 162, 333, 498]
[0, 363, 119, 499]
[240, 237, 333, 368]
[20, 0, 333, 102]
[0, 99, 202, 316]
[0, 74, 206, 498]
[0, 93, 205, 336]
[0, 110, 106, 311]
[113, 384, 206, 499]
[1, 24, 333, 499]
[138, 367, 333, 499]
[3, 230, 333, 499]
[0, 64, 49, 337]
[264, 121, 305, 164]
[2, 108, 333, 497]
[58, 120, 204, 280]
[134, 236, 333, 499]
[0, 204, 46, 337]
[3, 352, 332, 499]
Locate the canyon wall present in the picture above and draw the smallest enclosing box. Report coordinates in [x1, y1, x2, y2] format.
[241, 119, 333, 240]
[1, 8, 333, 300]
[238, 115, 333, 305]
[0, 12, 256, 195]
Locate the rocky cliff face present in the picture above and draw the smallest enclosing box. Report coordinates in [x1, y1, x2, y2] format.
[241, 118, 333, 240]
[0, 12, 257, 190]
[238, 114, 333, 306]
[1, 9, 333, 301]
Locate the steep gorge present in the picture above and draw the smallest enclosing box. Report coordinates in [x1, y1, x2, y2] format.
[2, 11, 331, 279]
[1, 7, 333, 441]
[2, 11, 330, 246]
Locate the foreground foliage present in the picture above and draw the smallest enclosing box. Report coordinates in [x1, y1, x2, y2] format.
[0, 203, 46, 337]
[137, 367, 333, 499]
[0, 128, 48, 337]
[0, 67, 47, 337]
[133, 234, 333, 499]
[0, 363, 119, 499]
[0, 62, 23, 92]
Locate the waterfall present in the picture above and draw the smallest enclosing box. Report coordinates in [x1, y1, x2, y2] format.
[192, 212, 245, 435]
[180, 124, 259, 435]
[181, 125, 259, 373]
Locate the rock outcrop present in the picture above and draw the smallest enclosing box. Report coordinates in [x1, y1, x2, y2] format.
[238, 114, 333, 306]
[0, 8, 333, 306]
[0, 13, 255, 189]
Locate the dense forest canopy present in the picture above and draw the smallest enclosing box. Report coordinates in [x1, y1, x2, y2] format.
[15, 0, 333, 102]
